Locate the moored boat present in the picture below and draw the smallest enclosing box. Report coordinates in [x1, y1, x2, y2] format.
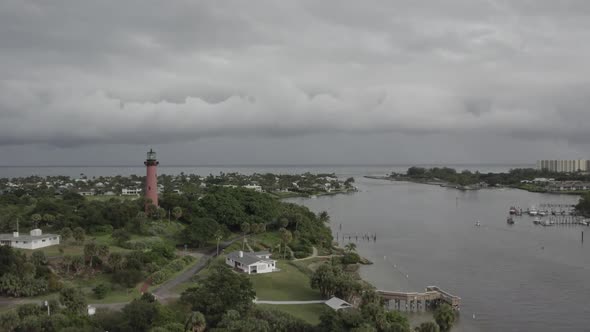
[533, 217, 542, 225]
[507, 216, 515, 224]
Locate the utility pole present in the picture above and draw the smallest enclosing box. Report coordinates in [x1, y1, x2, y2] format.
[44, 301, 50, 316]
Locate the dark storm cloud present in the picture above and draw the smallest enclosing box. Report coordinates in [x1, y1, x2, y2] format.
[1, 0, 590, 149]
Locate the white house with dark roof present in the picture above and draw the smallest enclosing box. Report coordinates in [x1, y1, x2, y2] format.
[225, 250, 277, 274]
[0, 229, 60, 250]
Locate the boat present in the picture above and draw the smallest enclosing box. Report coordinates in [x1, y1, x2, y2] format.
[509, 207, 517, 215]
[475, 221, 481, 227]
[539, 211, 547, 216]
[533, 217, 542, 225]
[528, 207, 538, 216]
[507, 216, 515, 224]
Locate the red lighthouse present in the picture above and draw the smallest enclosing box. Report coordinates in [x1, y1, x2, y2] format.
[144, 149, 159, 210]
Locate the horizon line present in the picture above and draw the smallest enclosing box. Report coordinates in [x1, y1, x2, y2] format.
[0, 163, 534, 168]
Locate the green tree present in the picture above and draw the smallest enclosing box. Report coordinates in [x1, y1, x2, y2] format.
[112, 229, 131, 245]
[415, 321, 440, 332]
[73, 227, 85, 243]
[279, 228, 292, 259]
[172, 206, 183, 221]
[434, 304, 455, 332]
[184, 217, 221, 248]
[84, 242, 98, 268]
[345, 242, 357, 253]
[31, 214, 42, 227]
[97, 244, 109, 259]
[71, 255, 84, 274]
[93, 283, 109, 299]
[180, 262, 255, 325]
[60, 227, 73, 242]
[42, 213, 55, 224]
[0, 310, 20, 331]
[59, 287, 87, 314]
[122, 295, 160, 331]
[62, 255, 73, 274]
[184, 311, 207, 332]
[107, 252, 124, 272]
[31, 251, 47, 266]
[319, 211, 330, 223]
[157, 208, 167, 220]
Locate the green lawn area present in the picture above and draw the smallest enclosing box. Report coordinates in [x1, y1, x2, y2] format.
[249, 260, 321, 301]
[257, 303, 325, 325]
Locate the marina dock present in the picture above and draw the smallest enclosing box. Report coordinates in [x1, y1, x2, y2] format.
[377, 286, 461, 312]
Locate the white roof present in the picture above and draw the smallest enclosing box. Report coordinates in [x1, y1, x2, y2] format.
[325, 297, 352, 310]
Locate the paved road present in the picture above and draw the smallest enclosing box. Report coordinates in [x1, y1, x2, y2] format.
[0, 236, 244, 311]
[153, 236, 242, 299]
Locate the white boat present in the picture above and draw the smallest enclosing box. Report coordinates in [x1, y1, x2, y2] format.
[533, 217, 541, 224]
[528, 207, 538, 216]
[539, 211, 548, 216]
[475, 221, 481, 227]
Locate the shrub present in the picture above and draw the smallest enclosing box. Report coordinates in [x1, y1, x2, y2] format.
[342, 252, 361, 265]
[112, 269, 143, 288]
[93, 283, 110, 299]
[181, 255, 194, 264]
[168, 259, 185, 271]
[150, 270, 172, 285]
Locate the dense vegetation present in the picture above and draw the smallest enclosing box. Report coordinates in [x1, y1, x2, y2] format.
[400, 166, 575, 187]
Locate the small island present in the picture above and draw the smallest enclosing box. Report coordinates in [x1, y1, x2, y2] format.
[367, 166, 590, 194]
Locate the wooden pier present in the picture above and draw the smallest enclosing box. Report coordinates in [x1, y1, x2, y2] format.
[377, 286, 461, 312]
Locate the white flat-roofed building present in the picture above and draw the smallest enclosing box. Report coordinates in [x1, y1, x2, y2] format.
[243, 184, 263, 192]
[225, 250, 277, 274]
[122, 188, 141, 195]
[0, 229, 60, 250]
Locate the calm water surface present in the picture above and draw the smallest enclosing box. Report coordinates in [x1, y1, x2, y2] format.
[289, 177, 589, 332]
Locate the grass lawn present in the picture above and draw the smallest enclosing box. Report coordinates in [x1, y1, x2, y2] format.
[249, 260, 321, 301]
[257, 303, 325, 325]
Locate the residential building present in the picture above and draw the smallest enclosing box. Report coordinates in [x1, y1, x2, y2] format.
[243, 184, 263, 192]
[225, 250, 277, 274]
[122, 188, 141, 195]
[536, 160, 589, 173]
[0, 229, 60, 250]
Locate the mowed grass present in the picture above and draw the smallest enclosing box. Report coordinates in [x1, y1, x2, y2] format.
[249, 261, 320, 301]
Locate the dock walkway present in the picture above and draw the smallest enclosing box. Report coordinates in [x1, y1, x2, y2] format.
[377, 286, 460, 312]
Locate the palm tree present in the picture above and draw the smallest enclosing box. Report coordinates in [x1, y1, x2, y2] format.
[31, 214, 42, 228]
[172, 206, 183, 221]
[214, 230, 224, 256]
[107, 253, 124, 272]
[184, 311, 206, 332]
[280, 228, 293, 259]
[62, 255, 73, 274]
[84, 242, 98, 268]
[434, 304, 455, 332]
[344, 242, 357, 253]
[319, 211, 330, 223]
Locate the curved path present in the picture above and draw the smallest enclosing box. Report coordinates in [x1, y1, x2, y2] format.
[0, 236, 244, 311]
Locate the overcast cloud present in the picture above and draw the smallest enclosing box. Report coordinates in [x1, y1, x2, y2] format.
[1, 0, 590, 165]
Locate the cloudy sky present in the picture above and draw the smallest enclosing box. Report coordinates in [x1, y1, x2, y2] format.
[1, 0, 589, 165]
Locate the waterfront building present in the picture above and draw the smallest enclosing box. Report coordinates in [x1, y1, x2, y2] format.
[225, 250, 277, 274]
[536, 159, 589, 173]
[0, 229, 60, 250]
[144, 149, 159, 209]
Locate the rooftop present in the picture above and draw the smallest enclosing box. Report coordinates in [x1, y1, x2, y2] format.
[227, 250, 274, 266]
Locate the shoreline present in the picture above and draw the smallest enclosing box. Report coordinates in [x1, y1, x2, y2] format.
[365, 175, 586, 196]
